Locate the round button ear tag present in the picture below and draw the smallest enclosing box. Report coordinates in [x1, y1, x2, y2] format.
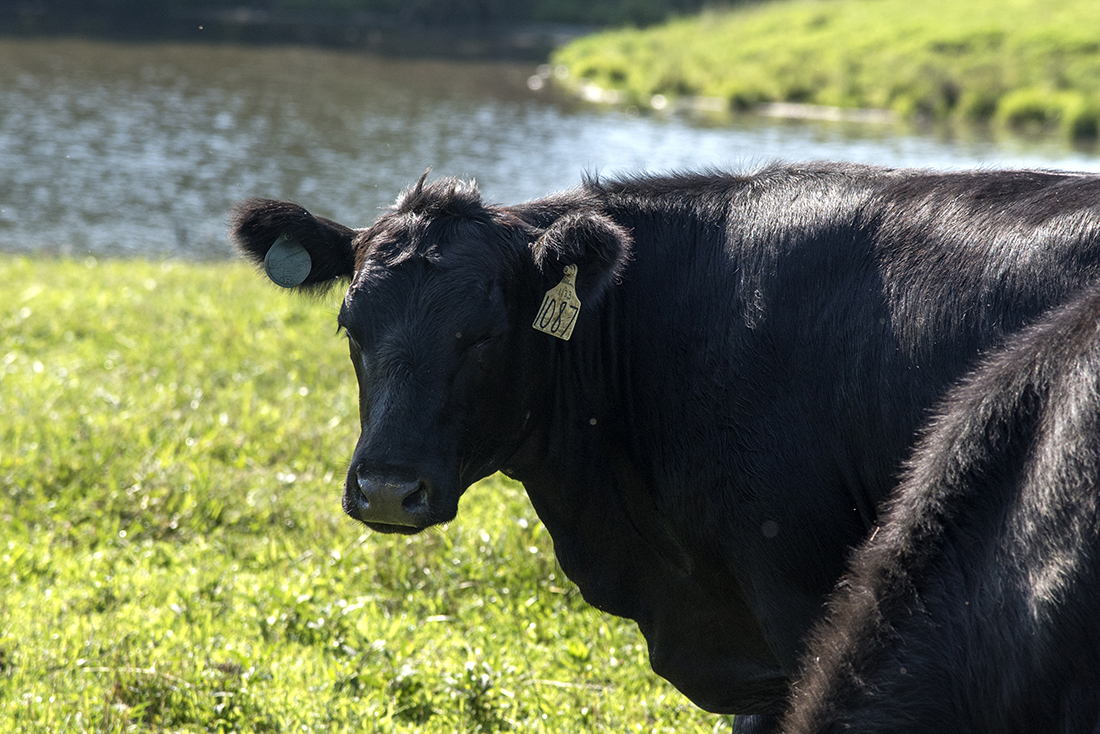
[264, 233, 312, 288]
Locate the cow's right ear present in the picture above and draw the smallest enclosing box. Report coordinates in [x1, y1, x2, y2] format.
[231, 198, 357, 292]
[530, 209, 633, 306]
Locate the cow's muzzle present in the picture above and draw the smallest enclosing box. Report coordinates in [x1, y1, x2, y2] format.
[344, 470, 431, 531]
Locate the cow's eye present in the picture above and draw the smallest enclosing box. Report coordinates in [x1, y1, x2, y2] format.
[345, 333, 368, 375]
[456, 333, 499, 371]
[454, 329, 495, 352]
[470, 335, 494, 352]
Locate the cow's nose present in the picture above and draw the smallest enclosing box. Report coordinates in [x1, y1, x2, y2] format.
[345, 471, 429, 528]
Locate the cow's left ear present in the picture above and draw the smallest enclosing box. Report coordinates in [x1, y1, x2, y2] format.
[531, 210, 632, 304]
[231, 198, 358, 293]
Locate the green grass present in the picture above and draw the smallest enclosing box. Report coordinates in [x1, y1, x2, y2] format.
[551, 0, 1100, 138]
[0, 255, 731, 732]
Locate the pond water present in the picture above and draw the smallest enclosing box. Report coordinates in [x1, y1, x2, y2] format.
[4, 37, 1100, 260]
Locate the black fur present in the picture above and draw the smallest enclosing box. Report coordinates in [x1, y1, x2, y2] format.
[230, 163, 1100, 722]
[783, 281, 1100, 733]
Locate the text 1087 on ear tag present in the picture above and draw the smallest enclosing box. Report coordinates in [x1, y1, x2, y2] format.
[533, 264, 582, 340]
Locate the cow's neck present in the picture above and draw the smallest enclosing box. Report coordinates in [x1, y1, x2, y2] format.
[502, 284, 787, 711]
[504, 283, 670, 595]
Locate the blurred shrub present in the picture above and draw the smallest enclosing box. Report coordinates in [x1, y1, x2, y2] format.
[995, 88, 1100, 139]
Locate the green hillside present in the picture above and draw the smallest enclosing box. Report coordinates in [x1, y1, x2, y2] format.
[552, 0, 1100, 138]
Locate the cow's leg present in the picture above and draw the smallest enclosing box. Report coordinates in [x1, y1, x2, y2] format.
[732, 714, 779, 734]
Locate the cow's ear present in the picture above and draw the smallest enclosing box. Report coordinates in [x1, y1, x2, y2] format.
[231, 198, 357, 293]
[531, 210, 632, 304]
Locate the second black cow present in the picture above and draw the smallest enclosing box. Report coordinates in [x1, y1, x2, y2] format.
[232, 163, 1100, 729]
[782, 280, 1100, 733]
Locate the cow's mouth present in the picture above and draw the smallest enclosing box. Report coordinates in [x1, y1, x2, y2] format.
[362, 520, 425, 535]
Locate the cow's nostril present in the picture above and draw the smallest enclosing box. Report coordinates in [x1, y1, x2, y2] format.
[402, 484, 428, 512]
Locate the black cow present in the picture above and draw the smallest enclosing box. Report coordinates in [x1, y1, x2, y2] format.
[231, 163, 1100, 731]
[781, 281, 1100, 734]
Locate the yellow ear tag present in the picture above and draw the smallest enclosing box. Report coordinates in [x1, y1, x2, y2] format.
[533, 264, 582, 340]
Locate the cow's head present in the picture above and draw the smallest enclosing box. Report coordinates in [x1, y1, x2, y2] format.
[232, 176, 631, 534]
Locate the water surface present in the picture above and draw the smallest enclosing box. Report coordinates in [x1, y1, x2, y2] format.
[3, 38, 1100, 259]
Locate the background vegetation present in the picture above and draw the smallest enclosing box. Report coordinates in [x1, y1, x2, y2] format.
[0, 256, 731, 732]
[551, 0, 1100, 138]
[0, 0, 723, 32]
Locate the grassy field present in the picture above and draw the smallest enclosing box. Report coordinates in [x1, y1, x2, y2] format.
[0, 255, 731, 732]
[551, 0, 1100, 138]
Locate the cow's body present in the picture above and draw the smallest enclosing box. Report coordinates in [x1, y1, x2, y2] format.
[232, 164, 1100, 724]
[782, 281, 1100, 734]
